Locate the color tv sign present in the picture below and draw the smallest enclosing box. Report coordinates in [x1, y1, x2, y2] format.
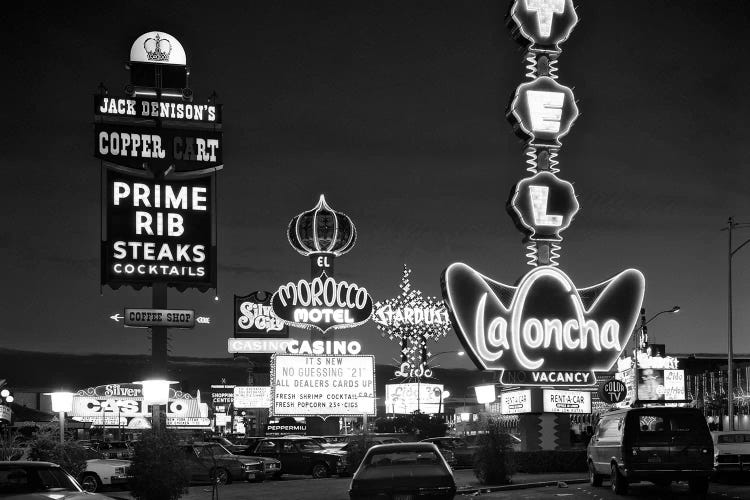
[102, 170, 215, 289]
[442, 263, 644, 386]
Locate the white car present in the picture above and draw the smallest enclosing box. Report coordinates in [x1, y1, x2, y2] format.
[712, 431, 750, 475]
[79, 446, 132, 492]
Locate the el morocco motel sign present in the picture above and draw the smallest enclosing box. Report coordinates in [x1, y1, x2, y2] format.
[442, 264, 644, 386]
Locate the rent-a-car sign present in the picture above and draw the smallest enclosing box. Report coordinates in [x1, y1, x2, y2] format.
[271, 355, 375, 417]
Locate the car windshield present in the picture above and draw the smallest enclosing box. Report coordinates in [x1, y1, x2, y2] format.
[0, 465, 80, 494]
[365, 450, 441, 466]
[197, 444, 231, 456]
[297, 439, 324, 451]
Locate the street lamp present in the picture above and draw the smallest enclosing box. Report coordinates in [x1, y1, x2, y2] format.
[474, 384, 496, 405]
[724, 217, 750, 430]
[135, 379, 176, 434]
[632, 306, 680, 405]
[45, 392, 74, 444]
[437, 390, 450, 418]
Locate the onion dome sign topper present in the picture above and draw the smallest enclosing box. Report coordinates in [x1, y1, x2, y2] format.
[272, 196, 373, 333]
[373, 266, 451, 379]
[441, 0, 644, 387]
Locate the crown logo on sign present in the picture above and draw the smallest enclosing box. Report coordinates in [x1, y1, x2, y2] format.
[144, 33, 172, 62]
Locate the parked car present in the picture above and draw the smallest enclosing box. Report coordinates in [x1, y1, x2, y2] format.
[587, 407, 713, 496]
[179, 443, 268, 484]
[250, 436, 348, 478]
[421, 437, 477, 467]
[712, 430, 750, 476]
[87, 441, 133, 460]
[78, 446, 131, 493]
[348, 443, 456, 500]
[0, 461, 116, 499]
[205, 436, 249, 454]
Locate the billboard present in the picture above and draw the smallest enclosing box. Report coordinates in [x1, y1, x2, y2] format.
[500, 390, 532, 414]
[95, 96, 222, 123]
[638, 368, 685, 402]
[69, 383, 210, 428]
[234, 386, 271, 409]
[384, 383, 445, 415]
[101, 169, 215, 290]
[542, 389, 591, 414]
[271, 355, 375, 417]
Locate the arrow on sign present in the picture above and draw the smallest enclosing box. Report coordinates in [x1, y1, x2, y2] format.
[110, 313, 123, 322]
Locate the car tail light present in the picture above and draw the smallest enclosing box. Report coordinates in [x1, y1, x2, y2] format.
[418, 486, 453, 495]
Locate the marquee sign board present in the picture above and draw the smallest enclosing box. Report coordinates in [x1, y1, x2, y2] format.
[234, 291, 288, 338]
[0, 406, 10, 423]
[123, 308, 195, 328]
[69, 383, 209, 428]
[95, 96, 221, 124]
[509, 0, 579, 51]
[271, 355, 375, 417]
[500, 390, 533, 414]
[441, 263, 644, 387]
[233, 386, 271, 409]
[101, 169, 215, 290]
[271, 275, 373, 333]
[385, 383, 445, 415]
[638, 368, 685, 402]
[95, 123, 223, 172]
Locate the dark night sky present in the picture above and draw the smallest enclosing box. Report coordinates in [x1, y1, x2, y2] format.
[1, 1, 749, 371]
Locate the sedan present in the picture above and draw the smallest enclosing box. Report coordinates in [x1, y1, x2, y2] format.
[0, 461, 116, 499]
[348, 443, 456, 500]
[712, 431, 750, 475]
[421, 437, 477, 468]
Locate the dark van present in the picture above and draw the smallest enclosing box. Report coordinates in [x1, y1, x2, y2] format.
[587, 407, 713, 496]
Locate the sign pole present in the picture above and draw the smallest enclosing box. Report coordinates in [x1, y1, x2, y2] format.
[151, 282, 168, 433]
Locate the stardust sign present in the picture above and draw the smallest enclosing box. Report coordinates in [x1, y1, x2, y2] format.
[271, 275, 373, 333]
[442, 263, 644, 387]
[271, 355, 375, 417]
[102, 169, 215, 289]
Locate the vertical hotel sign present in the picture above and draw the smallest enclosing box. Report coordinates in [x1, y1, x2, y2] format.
[96, 31, 221, 291]
[441, 1, 644, 386]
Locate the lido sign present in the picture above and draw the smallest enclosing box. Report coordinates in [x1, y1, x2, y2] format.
[271, 275, 373, 333]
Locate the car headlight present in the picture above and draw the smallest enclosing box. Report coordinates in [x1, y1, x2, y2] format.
[114, 467, 126, 475]
[243, 463, 261, 472]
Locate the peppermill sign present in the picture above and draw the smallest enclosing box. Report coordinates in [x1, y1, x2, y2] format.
[441, 0, 645, 387]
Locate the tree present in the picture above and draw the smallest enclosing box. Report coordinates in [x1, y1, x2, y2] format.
[129, 430, 190, 500]
[28, 430, 87, 478]
[473, 417, 515, 485]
